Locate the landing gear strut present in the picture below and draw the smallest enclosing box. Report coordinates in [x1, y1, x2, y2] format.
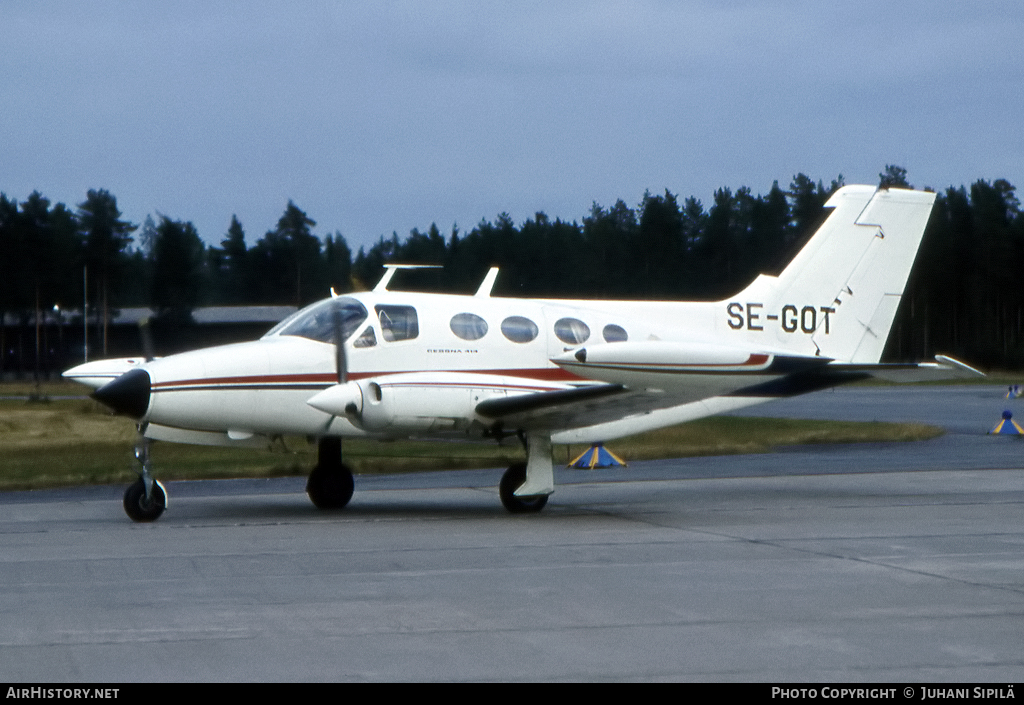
[306, 437, 354, 509]
[123, 429, 167, 522]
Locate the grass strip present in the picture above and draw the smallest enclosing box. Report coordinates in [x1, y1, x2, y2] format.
[0, 395, 943, 492]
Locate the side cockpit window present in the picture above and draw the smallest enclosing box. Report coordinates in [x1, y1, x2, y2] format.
[267, 298, 368, 344]
[376, 305, 419, 342]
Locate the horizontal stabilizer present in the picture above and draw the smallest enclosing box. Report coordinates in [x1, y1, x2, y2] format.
[826, 355, 984, 383]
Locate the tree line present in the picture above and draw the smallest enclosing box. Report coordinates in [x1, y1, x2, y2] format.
[2, 165, 1022, 376]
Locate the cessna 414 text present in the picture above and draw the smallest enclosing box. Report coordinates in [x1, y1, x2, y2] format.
[64, 185, 981, 521]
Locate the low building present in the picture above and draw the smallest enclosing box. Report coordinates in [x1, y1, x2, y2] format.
[2, 305, 297, 380]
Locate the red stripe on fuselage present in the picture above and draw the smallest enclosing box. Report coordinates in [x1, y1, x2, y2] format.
[149, 354, 774, 392]
[150, 367, 583, 391]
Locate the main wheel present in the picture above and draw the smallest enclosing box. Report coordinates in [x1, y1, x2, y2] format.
[499, 462, 549, 514]
[123, 478, 167, 522]
[306, 462, 354, 510]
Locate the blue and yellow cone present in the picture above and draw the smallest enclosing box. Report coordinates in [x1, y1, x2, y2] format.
[568, 443, 627, 469]
[1006, 385, 1022, 399]
[989, 410, 1024, 435]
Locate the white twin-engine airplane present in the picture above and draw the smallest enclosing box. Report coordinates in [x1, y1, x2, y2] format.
[65, 185, 981, 521]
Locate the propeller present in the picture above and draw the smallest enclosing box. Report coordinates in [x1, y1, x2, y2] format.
[308, 300, 362, 419]
[139, 316, 156, 362]
[332, 305, 347, 384]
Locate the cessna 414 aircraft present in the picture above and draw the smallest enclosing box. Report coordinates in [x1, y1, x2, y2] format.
[64, 185, 981, 521]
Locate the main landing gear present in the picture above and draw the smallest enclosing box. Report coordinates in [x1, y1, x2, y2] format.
[303, 434, 554, 515]
[499, 463, 548, 513]
[498, 433, 554, 514]
[305, 437, 354, 509]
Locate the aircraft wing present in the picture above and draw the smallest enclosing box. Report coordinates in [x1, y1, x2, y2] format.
[481, 348, 986, 439]
[474, 383, 659, 431]
[475, 382, 726, 432]
[475, 382, 626, 417]
[475, 343, 827, 432]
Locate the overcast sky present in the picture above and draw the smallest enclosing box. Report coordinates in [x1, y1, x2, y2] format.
[3, 1, 1022, 253]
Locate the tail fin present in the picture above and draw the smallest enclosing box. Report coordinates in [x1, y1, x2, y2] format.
[728, 185, 935, 363]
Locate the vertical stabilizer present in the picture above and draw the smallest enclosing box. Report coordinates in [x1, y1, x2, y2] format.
[728, 186, 936, 363]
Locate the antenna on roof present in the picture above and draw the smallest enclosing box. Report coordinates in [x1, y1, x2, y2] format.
[372, 264, 443, 292]
[475, 267, 500, 298]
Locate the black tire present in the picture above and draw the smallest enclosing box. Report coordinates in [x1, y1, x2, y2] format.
[306, 462, 355, 510]
[123, 478, 167, 522]
[499, 462, 549, 514]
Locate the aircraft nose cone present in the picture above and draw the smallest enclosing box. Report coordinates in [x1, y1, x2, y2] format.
[92, 368, 151, 419]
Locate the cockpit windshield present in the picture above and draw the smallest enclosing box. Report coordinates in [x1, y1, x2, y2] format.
[263, 297, 369, 344]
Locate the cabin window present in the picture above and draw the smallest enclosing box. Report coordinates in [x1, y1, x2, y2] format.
[268, 297, 368, 344]
[554, 318, 590, 345]
[450, 313, 488, 341]
[375, 305, 419, 342]
[501, 316, 539, 343]
[602, 324, 628, 343]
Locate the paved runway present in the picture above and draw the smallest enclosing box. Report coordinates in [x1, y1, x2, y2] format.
[1, 385, 1023, 682]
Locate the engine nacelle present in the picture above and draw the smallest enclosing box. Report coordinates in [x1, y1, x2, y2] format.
[308, 372, 527, 434]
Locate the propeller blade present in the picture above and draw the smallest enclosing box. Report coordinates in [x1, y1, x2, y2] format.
[138, 317, 155, 362]
[332, 305, 347, 384]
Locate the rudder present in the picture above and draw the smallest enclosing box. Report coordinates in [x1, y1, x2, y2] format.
[727, 186, 936, 363]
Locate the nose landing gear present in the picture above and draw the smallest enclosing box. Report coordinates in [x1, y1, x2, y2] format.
[123, 429, 167, 522]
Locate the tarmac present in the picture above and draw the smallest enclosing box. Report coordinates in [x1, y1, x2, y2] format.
[1, 384, 1023, 682]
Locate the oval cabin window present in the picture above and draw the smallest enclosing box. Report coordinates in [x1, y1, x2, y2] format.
[602, 324, 628, 343]
[501, 316, 539, 344]
[450, 313, 489, 341]
[554, 318, 590, 345]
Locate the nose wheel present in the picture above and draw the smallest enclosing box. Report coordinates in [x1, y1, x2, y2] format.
[123, 429, 167, 522]
[124, 477, 167, 522]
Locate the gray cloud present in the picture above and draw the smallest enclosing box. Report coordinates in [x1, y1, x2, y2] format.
[3, 1, 1021, 253]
